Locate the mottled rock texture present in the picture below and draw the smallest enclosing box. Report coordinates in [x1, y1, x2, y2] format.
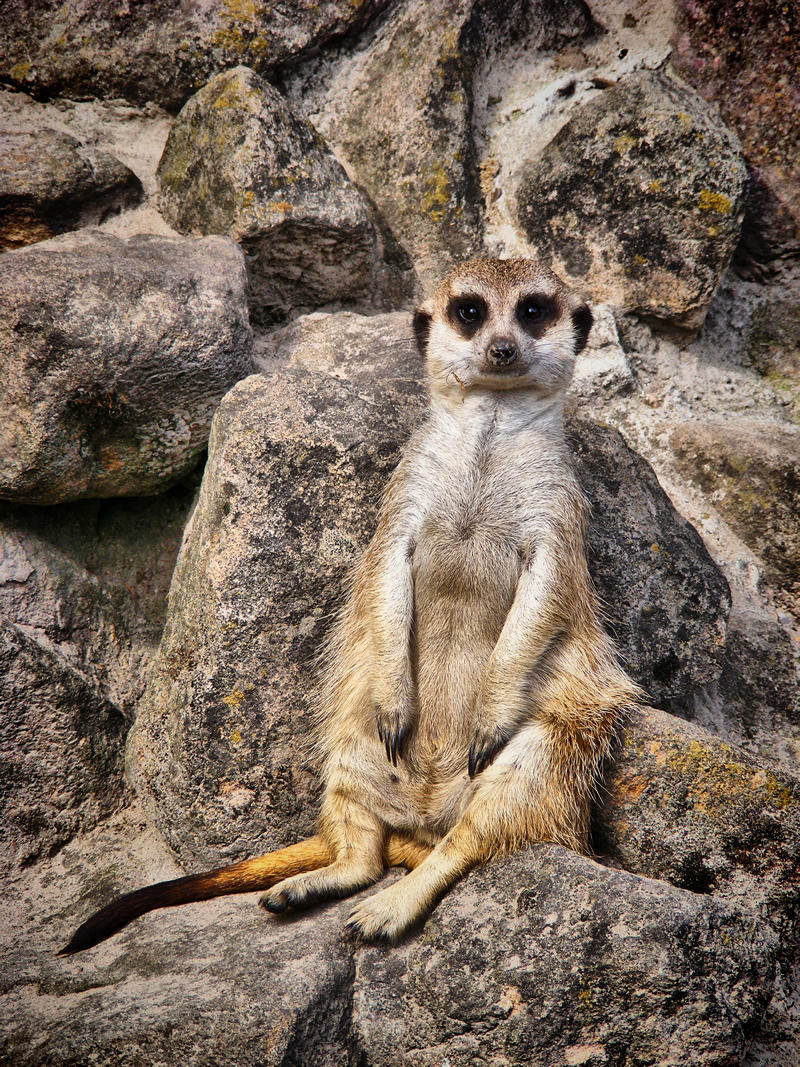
[672, 0, 800, 265]
[0, 230, 252, 504]
[670, 419, 800, 610]
[515, 70, 747, 333]
[355, 847, 777, 1067]
[293, 0, 596, 290]
[0, 619, 127, 869]
[0, 127, 142, 252]
[0, 0, 392, 112]
[158, 66, 380, 326]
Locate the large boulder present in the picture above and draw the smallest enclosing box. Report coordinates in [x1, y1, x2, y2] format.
[355, 847, 777, 1067]
[130, 311, 731, 867]
[670, 418, 800, 610]
[513, 71, 747, 334]
[0, 619, 127, 870]
[568, 415, 731, 709]
[0, 230, 252, 504]
[0, 128, 142, 252]
[295, 0, 596, 290]
[0, 0, 392, 112]
[157, 66, 381, 327]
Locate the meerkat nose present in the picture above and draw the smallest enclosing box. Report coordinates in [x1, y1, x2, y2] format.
[488, 340, 518, 367]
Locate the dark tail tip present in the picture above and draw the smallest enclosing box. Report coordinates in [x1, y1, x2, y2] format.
[58, 880, 187, 956]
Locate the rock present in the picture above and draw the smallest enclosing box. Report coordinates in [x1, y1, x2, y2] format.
[0, 230, 252, 505]
[569, 303, 636, 403]
[598, 705, 800, 930]
[0, 128, 143, 252]
[0, 0, 392, 113]
[0, 806, 358, 1067]
[354, 846, 777, 1067]
[672, 0, 800, 265]
[514, 70, 747, 334]
[670, 419, 800, 610]
[292, 0, 595, 290]
[157, 66, 380, 327]
[130, 311, 732, 865]
[0, 482, 199, 718]
[568, 415, 732, 710]
[748, 292, 800, 423]
[127, 359, 426, 867]
[0, 620, 127, 870]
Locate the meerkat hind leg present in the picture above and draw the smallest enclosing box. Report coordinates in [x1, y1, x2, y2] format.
[259, 792, 387, 914]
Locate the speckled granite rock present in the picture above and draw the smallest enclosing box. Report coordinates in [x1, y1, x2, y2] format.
[514, 70, 747, 333]
[157, 66, 380, 326]
[0, 230, 251, 504]
[0, 0, 392, 112]
[0, 127, 142, 252]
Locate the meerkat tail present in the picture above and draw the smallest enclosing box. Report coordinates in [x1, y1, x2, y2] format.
[58, 836, 333, 956]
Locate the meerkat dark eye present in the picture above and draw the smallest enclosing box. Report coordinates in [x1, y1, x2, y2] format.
[517, 296, 554, 330]
[448, 297, 486, 333]
[457, 302, 483, 324]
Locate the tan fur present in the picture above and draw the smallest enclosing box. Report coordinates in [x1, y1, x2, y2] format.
[62, 258, 639, 954]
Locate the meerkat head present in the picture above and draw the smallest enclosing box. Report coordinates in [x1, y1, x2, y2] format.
[413, 258, 593, 400]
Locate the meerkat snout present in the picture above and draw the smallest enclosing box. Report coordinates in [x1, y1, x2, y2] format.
[487, 339, 518, 367]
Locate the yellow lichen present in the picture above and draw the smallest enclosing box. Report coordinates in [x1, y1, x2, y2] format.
[648, 179, 662, 194]
[222, 689, 245, 706]
[614, 134, 636, 156]
[699, 190, 732, 214]
[230, 728, 242, 744]
[10, 60, 32, 80]
[421, 162, 453, 221]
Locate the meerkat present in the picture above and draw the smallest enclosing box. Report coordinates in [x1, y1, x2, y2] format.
[62, 257, 640, 954]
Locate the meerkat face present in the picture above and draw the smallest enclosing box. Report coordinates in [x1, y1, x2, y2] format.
[414, 258, 593, 398]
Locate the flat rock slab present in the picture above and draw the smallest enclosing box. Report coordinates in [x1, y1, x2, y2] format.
[158, 66, 379, 326]
[0, 128, 142, 252]
[514, 70, 746, 333]
[0, 230, 252, 504]
[354, 847, 777, 1067]
[0, 0, 392, 112]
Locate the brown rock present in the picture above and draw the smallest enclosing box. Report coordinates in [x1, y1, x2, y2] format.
[670, 418, 800, 608]
[0, 128, 142, 252]
[514, 70, 747, 334]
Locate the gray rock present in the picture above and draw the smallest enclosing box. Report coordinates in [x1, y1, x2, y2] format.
[0, 230, 252, 504]
[292, 0, 595, 290]
[0, 0, 392, 112]
[354, 846, 777, 1067]
[0, 619, 127, 869]
[0, 807, 358, 1067]
[0, 483, 199, 718]
[514, 70, 747, 334]
[130, 311, 732, 866]
[598, 705, 800, 931]
[127, 361, 426, 867]
[0, 128, 143, 252]
[568, 415, 732, 710]
[157, 66, 380, 327]
[670, 418, 800, 611]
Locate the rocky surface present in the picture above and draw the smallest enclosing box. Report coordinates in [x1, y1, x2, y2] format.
[0, 0, 392, 113]
[0, 230, 252, 504]
[0, 619, 127, 870]
[157, 66, 381, 326]
[514, 70, 747, 334]
[1, 1, 799, 1064]
[0, 127, 142, 251]
[670, 419, 800, 611]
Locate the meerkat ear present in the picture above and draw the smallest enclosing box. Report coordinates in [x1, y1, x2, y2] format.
[571, 302, 593, 354]
[413, 302, 434, 356]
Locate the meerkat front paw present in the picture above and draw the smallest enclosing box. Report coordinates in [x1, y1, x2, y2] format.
[376, 708, 411, 766]
[345, 883, 418, 942]
[468, 724, 509, 777]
